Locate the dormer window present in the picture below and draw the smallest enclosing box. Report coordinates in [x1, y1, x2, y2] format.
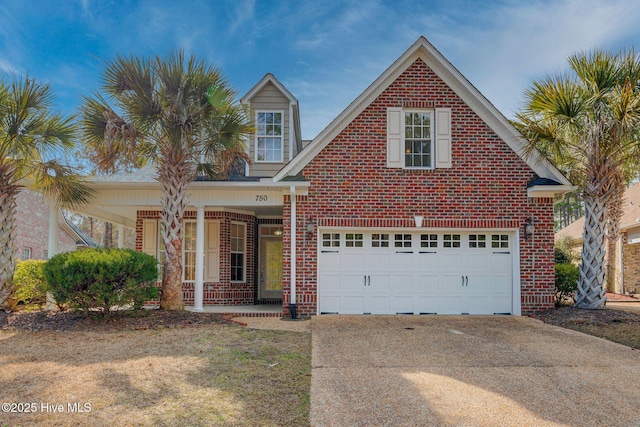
[256, 111, 283, 162]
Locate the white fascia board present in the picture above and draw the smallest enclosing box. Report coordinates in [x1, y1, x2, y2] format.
[527, 184, 576, 198]
[274, 36, 572, 188]
[241, 73, 299, 105]
[89, 179, 309, 190]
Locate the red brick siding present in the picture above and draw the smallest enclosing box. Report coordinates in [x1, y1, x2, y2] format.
[14, 189, 77, 259]
[135, 210, 257, 305]
[283, 58, 555, 316]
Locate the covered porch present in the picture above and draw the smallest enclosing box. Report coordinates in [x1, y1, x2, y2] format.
[47, 167, 308, 312]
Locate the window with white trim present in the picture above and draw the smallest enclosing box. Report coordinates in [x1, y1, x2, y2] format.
[420, 234, 438, 248]
[394, 234, 412, 248]
[322, 233, 340, 247]
[345, 233, 363, 247]
[404, 111, 434, 168]
[443, 234, 461, 248]
[386, 107, 451, 169]
[469, 234, 487, 248]
[491, 234, 509, 248]
[256, 111, 283, 162]
[372, 233, 389, 248]
[182, 221, 197, 281]
[22, 247, 31, 260]
[231, 223, 246, 282]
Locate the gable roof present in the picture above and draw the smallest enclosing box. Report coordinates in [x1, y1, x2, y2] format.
[273, 36, 572, 192]
[240, 73, 298, 105]
[557, 181, 640, 242]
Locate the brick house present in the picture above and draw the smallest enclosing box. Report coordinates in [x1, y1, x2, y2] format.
[556, 181, 640, 295]
[15, 189, 98, 260]
[73, 37, 572, 316]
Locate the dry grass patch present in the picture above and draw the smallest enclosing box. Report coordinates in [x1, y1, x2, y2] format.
[535, 307, 640, 349]
[0, 323, 310, 426]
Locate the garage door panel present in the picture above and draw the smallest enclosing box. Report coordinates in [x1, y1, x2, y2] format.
[342, 273, 368, 291]
[320, 273, 342, 292]
[438, 295, 468, 315]
[391, 274, 414, 292]
[413, 296, 439, 314]
[339, 296, 365, 314]
[393, 252, 414, 270]
[389, 296, 414, 314]
[413, 273, 440, 292]
[342, 253, 366, 269]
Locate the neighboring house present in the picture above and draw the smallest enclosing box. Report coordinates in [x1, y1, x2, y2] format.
[556, 181, 640, 295]
[14, 189, 99, 260]
[73, 37, 572, 316]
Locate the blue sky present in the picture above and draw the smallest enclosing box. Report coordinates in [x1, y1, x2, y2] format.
[2, 0, 640, 140]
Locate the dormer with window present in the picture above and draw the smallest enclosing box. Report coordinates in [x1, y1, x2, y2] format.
[240, 74, 302, 178]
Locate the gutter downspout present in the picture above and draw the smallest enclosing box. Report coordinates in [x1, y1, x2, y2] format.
[290, 185, 297, 319]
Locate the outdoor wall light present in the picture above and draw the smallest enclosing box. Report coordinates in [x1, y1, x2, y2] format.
[273, 228, 283, 236]
[523, 217, 535, 240]
[306, 219, 317, 236]
[414, 215, 424, 228]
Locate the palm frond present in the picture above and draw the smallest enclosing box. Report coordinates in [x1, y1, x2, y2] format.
[30, 160, 94, 209]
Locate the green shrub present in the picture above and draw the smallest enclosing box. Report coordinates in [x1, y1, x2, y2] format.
[555, 263, 579, 307]
[13, 260, 48, 307]
[43, 248, 159, 316]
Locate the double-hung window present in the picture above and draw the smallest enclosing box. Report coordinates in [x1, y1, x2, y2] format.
[256, 111, 283, 162]
[386, 107, 451, 169]
[404, 111, 434, 169]
[182, 221, 197, 281]
[231, 223, 246, 282]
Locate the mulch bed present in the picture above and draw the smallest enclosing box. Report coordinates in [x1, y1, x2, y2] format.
[0, 309, 231, 332]
[533, 306, 640, 327]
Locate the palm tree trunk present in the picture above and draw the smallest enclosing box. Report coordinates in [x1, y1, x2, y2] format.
[158, 157, 191, 310]
[605, 178, 624, 293]
[0, 190, 17, 309]
[575, 188, 607, 309]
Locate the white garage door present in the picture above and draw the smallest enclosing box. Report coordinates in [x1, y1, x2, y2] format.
[318, 230, 515, 315]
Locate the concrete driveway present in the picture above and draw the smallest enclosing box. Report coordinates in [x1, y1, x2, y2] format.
[310, 316, 640, 426]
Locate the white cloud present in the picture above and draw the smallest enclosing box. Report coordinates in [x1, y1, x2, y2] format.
[428, 0, 640, 117]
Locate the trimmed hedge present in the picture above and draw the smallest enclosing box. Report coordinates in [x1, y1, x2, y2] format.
[13, 260, 48, 307]
[43, 248, 159, 315]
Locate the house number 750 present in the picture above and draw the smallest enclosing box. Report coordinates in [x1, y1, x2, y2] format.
[255, 195, 268, 202]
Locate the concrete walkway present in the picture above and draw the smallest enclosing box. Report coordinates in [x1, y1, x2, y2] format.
[311, 316, 640, 426]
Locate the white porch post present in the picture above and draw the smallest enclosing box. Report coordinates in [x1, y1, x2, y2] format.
[117, 224, 125, 248]
[289, 186, 297, 318]
[46, 204, 59, 311]
[193, 206, 205, 312]
[48, 205, 59, 258]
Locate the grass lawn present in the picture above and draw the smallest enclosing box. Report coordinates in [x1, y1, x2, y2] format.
[0, 323, 310, 426]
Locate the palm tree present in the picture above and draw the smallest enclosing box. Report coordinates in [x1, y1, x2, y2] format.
[80, 51, 252, 311]
[0, 76, 93, 309]
[515, 49, 640, 309]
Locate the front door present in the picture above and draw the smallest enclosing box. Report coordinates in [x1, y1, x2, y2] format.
[259, 230, 283, 300]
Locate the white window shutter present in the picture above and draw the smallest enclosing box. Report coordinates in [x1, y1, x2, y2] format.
[142, 220, 157, 257]
[205, 220, 220, 282]
[435, 108, 452, 168]
[386, 107, 403, 168]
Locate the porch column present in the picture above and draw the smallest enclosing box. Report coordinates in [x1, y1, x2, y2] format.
[289, 186, 297, 318]
[46, 204, 59, 311]
[48, 205, 59, 258]
[193, 206, 205, 312]
[117, 224, 125, 248]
